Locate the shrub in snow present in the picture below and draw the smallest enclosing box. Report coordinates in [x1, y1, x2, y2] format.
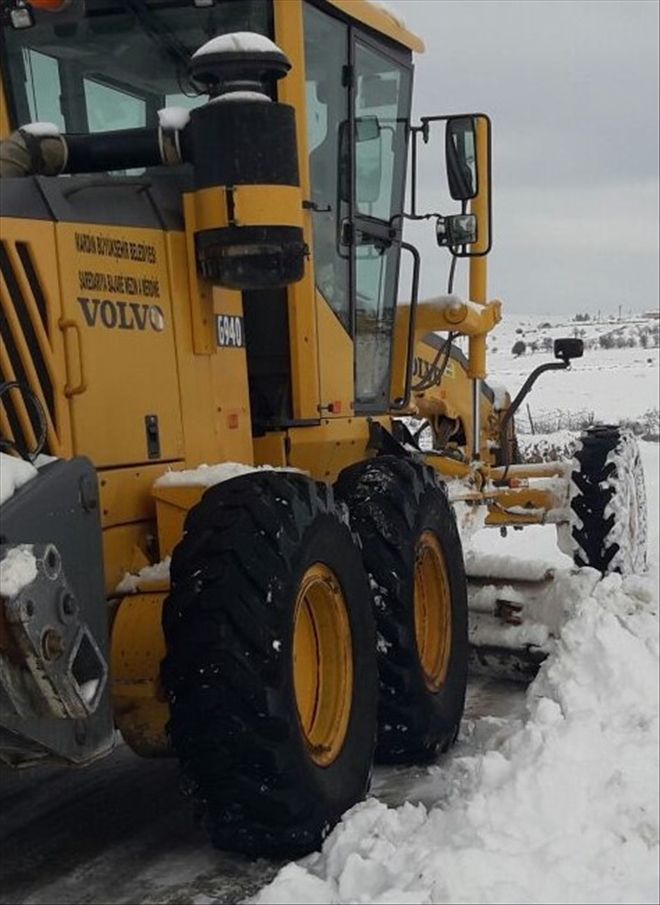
[518, 432, 579, 464]
[517, 409, 596, 436]
[619, 408, 660, 442]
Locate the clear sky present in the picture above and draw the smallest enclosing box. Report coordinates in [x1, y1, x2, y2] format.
[391, 0, 659, 316]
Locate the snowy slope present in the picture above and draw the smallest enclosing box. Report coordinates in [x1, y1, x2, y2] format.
[484, 313, 659, 431]
[253, 443, 659, 905]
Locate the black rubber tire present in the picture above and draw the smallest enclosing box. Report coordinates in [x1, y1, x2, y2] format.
[335, 455, 468, 764]
[570, 425, 648, 575]
[160, 471, 378, 858]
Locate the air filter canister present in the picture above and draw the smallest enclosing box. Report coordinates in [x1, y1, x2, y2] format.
[187, 34, 306, 290]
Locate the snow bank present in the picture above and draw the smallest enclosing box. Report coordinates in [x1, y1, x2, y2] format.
[465, 550, 554, 582]
[253, 570, 659, 905]
[0, 452, 38, 505]
[0, 545, 37, 599]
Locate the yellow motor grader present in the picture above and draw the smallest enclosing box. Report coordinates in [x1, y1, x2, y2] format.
[0, 0, 647, 857]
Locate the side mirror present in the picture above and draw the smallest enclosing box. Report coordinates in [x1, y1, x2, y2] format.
[445, 116, 478, 201]
[554, 338, 584, 362]
[409, 111, 491, 257]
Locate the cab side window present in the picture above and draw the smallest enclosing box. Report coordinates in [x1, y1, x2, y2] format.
[23, 49, 64, 130]
[355, 43, 408, 223]
[353, 42, 411, 409]
[84, 79, 145, 133]
[303, 3, 350, 330]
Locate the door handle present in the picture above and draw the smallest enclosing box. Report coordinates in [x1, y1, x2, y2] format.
[59, 319, 88, 396]
[339, 218, 353, 247]
[390, 241, 421, 411]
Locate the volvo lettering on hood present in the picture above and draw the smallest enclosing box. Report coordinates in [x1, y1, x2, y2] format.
[76, 297, 165, 332]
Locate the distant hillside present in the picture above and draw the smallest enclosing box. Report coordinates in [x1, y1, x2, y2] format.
[493, 315, 659, 357]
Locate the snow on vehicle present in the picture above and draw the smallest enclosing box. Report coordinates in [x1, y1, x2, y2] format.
[0, 0, 648, 858]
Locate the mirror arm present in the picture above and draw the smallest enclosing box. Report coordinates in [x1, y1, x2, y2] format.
[410, 126, 420, 218]
[496, 360, 569, 480]
[391, 240, 421, 411]
[405, 124, 432, 220]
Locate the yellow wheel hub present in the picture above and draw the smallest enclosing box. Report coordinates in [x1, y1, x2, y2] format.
[293, 563, 353, 767]
[414, 530, 452, 691]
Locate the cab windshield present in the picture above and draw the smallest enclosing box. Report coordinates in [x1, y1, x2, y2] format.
[1, 0, 272, 133]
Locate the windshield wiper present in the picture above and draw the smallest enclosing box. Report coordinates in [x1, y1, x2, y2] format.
[124, 0, 190, 70]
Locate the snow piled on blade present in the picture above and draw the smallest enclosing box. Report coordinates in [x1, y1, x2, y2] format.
[465, 550, 554, 582]
[0, 452, 38, 505]
[253, 569, 659, 905]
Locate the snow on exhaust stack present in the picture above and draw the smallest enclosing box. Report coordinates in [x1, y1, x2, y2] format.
[190, 32, 289, 100]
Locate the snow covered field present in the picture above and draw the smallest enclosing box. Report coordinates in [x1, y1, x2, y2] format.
[253, 322, 659, 905]
[486, 314, 659, 431]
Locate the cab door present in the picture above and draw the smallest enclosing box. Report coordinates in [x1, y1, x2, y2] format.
[350, 37, 412, 413]
[302, 4, 412, 415]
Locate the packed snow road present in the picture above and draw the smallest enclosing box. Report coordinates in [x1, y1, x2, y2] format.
[0, 679, 523, 905]
[0, 739, 279, 904]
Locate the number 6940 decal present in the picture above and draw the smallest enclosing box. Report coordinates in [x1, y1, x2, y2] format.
[216, 314, 245, 348]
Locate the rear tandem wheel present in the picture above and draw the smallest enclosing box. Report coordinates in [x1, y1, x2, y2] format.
[336, 455, 469, 764]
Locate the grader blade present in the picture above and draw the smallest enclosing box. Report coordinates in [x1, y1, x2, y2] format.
[465, 552, 562, 683]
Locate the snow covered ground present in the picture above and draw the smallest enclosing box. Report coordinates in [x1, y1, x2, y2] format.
[252, 323, 659, 905]
[1, 315, 657, 905]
